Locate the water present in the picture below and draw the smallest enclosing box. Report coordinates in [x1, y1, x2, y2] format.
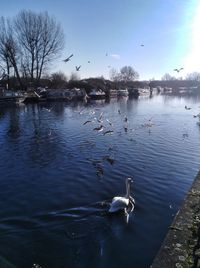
[0, 94, 200, 268]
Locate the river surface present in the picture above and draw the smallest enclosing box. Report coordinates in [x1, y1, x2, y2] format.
[0, 94, 200, 268]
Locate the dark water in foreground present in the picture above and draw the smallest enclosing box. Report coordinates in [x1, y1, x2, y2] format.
[0, 94, 200, 268]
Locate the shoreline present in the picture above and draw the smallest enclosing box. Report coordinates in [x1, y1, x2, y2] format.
[151, 170, 200, 268]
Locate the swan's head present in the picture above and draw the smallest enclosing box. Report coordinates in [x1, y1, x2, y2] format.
[126, 178, 133, 184]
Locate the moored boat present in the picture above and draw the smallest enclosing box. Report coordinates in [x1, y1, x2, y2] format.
[117, 88, 129, 97]
[88, 88, 106, 99]
[0, 90, 26, 104]
[109, 89, 118, 98]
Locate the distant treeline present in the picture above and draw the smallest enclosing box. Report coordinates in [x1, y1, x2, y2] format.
[149, 79, 200, 89]
[1, 76, 200, 93]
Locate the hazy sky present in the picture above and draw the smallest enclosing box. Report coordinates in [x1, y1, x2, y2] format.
[1, 0, 200, 80]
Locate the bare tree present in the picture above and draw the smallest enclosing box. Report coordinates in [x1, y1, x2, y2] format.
[120, 66, 139, 82]
[50, 71, 68, 88]
[0, 16, 23, 89]
[0, 17, 10, 75]
[161, 73, 176, 81]
[109, 68, 121, 82]
[186, 72, 200, 81]
[14, 10, 64, 85]
[0, 11, 65, 89]
[110, 66, 139, 82]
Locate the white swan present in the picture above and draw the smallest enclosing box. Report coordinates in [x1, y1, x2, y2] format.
[109, 178, 135, 214]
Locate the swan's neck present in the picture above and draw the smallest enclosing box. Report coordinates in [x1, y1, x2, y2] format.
[125, 180, 131, 198]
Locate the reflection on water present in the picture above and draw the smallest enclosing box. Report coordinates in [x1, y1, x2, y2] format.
[0, 94, 200, 268]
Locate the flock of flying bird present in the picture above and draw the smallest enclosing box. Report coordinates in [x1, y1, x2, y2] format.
[62, 45, 184, 75]
[0, 45, 184, 80]
[78, 108, 132, 178]
[79, 107, 155, 178]
[80, 108, 136, 220]
[82, 108, 130, 137]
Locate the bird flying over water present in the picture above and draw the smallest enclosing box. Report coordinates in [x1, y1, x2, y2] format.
[76, 65, 81, 71]
[83, 120, 93, 125]
[97, 112, 103, 123]
[99, 112, 103, 119]
[106, 118, 113, 126]
[103, 130, 114, 135]
[174, 68, 184, 73]
[63, 54, 73, 62]
[79, 108, 85, 114]
[93, 125, 104, 132]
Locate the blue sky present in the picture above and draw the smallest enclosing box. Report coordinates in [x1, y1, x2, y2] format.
[1, 0, 199, 80]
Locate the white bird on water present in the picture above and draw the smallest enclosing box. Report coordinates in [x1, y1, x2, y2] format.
[109, 178, 135, 221]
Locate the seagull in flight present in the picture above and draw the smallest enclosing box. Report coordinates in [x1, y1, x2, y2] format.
[83, 120, 93, 125]
[76, 65, 81, 71]
[63, 54, 73, 63]
[106, 118, 113, 126]
[174, 68, 184, 73]
[93, 125, 104, 132]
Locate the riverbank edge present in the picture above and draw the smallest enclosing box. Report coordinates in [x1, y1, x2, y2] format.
[151, 170, 200, 268]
